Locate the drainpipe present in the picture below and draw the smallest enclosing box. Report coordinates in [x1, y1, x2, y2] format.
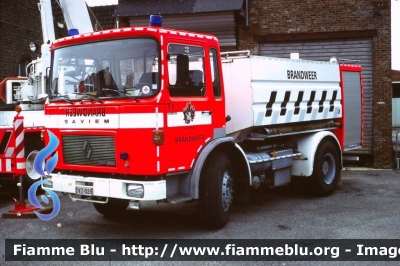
[246, 0, 249, 26]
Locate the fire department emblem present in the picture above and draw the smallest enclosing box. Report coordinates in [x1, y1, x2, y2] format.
[183, 102, 195, 124]
[142, 85, 150, 94]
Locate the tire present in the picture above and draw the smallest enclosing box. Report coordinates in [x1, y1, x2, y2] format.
[310, 140, 340, 197]
[23, 137, 44, 197]
[199, 151, 234, 229]
[93, 198, 129, 216]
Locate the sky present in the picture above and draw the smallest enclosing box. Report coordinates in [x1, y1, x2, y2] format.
[85, 0, 400, 70]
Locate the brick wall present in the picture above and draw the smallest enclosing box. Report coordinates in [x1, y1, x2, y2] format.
[0, 0, 43, 81]
[237, 0, 392, 168]
[393, 71, 400, 81]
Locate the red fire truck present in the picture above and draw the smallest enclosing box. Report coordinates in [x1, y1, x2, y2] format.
[35, 15, 363, 229]
[0, 0, 93, 193]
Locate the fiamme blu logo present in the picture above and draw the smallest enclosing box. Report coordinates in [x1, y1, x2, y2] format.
[27, 130, 61, 220]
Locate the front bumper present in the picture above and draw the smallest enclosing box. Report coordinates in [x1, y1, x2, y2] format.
[43, 173, 166, 201]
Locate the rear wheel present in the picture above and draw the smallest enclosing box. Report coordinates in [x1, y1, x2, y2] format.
[93, 198, 129, 216]
[199, 151, 234, 229]
[310, 140, 340, 196]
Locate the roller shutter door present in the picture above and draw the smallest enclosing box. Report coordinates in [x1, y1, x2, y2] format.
[129, 12, 237, 50]
[260, 39, 373, 154]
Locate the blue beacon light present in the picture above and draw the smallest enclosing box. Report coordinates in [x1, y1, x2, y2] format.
[149, 15, 162, 27]
[68, 28, 79, 36]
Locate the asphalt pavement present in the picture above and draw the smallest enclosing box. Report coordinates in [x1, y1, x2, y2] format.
[1, 168, 400, 266]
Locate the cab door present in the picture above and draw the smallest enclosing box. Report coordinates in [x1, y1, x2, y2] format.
[164, 42, 217, 172]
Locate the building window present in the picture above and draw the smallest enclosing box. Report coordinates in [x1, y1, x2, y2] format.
[17, 56, 32, 77]
[393, 84, 400, 98]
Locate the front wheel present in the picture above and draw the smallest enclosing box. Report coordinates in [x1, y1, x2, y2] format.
[93, 198, 129, 216]
[199, 151, 234, 229]
[310, 140, 341, 196]
[22, 136, 45, 197]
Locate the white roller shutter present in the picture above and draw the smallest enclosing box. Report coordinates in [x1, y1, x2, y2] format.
[129, 12, 237, 50]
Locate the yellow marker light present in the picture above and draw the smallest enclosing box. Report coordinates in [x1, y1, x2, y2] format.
[153, 130, 164, 145]
[15, 105, 22, 113]
[40, 130, 45, 141]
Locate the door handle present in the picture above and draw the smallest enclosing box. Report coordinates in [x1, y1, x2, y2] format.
[202, 111, 213, 115]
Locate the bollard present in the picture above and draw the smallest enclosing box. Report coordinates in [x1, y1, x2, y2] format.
[2, 109, 37, 218]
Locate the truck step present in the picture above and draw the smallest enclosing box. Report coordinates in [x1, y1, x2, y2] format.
[166, 195, 193, 204]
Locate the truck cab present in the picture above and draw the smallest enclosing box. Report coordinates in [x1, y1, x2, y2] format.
[47, 16, 227, 173]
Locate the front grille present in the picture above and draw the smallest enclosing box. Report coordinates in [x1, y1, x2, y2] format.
[62, 135, 116, 167]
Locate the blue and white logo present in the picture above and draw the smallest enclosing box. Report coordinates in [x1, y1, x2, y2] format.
[27, 130, 61, 220]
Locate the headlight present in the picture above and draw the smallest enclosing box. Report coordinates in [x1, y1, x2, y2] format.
[126, 184, 144, 198]
[42, 176, 53, 188]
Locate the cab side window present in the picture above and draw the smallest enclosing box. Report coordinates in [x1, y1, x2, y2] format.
[168, 44, 205, 97]
[210, 48, 221, 98]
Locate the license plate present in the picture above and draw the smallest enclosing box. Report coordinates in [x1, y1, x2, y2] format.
[75, 186, 93, 196]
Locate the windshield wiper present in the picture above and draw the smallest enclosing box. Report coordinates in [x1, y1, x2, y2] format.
[57, 95, 74, 104]
[73, 92, 103, 103]
[99, 89, 139, 102]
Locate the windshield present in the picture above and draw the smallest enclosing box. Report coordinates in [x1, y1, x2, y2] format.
[50, 38, 160, 100]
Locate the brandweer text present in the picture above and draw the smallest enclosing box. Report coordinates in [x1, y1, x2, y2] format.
[287, 70, 317, 80]
[65, 108, 106, 117]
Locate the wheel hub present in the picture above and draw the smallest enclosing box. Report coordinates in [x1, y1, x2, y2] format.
[322, 161, 329, 176]
[221, 171, 233, 212]
[322, 153, 336, 184]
